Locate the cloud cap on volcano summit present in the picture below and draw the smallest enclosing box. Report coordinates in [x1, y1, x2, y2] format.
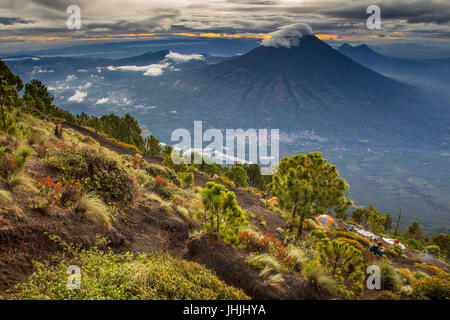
[261, 23, 314, 48]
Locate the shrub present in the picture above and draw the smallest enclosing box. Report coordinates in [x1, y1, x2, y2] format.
[48, 147, 135, 203]
[0, 154, 18, 177]
[414, 263, 448, 277]
[304, 218, 325, 231]
[141, 162, 180, 185]
[412, 276, 450, 300]
[424, 245, 441, 258]
[146, 175, 174, 199]
[199, 182, 247, 243]
[384, 248, 399, 257]
[397, 268, 415, 285]
[225, 165, 249, 188]
[129, 168, 151, 186]
[238, 231, 295, 269]
[217, 175, 234, 188]
[392, 244, 404, 256]
[37, 176, 83, 207]
[178, 172, 194, 188]
[75, 193, 111, 227]
[335, 237, 363, 251]
[317, 239, 363, 276]
[12, 237, 249, 300]
[309, 230, 327, 240]
[328, 231, 370, 247]
[14, 147, 33, 170]
[374, 261, 402, 292]
[162, 153, 188, 173]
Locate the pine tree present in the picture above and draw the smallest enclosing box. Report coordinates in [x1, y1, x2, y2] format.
[225, 165, 249, 188]
[268, 152, 352, 238]
[406, 221, 425, 240]
[144, 135, 162, 156]
[0, 59, 23, 91]
[24, 79, 54, 113]
[0, 80, 18, 133]
[199, 182, 247, 242]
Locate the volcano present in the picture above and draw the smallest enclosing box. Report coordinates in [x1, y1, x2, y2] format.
[139, 35, 446, 147]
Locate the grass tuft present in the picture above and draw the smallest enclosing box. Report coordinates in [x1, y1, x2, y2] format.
[0, 189, 13, 207]
[6, 172, 37, 193]
[75, 193, 111, 227]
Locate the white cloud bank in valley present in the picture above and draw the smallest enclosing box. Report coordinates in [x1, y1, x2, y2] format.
[105, 51, 204, 77]
[261, 23, 313, 48]
[165, 51, 204, 63]
[107, 62, 171, 76]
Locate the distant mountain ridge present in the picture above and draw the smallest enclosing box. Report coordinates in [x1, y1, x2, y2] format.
[338, 43, 450, 95]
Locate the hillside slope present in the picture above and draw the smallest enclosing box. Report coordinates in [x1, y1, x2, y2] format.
[2, 114, 448, 300]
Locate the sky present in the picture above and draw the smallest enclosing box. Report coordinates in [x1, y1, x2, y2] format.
[1, 0, 450, 57]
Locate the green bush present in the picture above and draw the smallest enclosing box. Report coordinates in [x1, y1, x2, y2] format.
[335, 237, 363, 251]
[162, 153, 188, 173]
[198, 182, 247, 243]
[141, 161, 180, 186]
[178, 172, 194, 188]
[392, 244, 404, 256]
[225, 165, 249, 188]
[412, 276, 450, 300]
[309, 230, 327, 240]
[49, 147, 135, 203]
[375, 261, 402, 292]
[12, 237, 249, 300]
[424, 245, 441, 258]
[328, 231, 370, 247]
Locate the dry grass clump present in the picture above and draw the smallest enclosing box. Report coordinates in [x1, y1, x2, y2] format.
[0, 189, 22, 217]
[75, 193, 111, 227]
[0, 189, 12, 207]
[302, 262, 338, 297]
[27, 129, 49, 146]
[6, 172, 37, 193]
[160, 200, 174, 214]
[143, 192, 163, 205]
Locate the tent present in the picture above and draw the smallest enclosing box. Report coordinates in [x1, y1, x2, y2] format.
[316, 215, 335, 226]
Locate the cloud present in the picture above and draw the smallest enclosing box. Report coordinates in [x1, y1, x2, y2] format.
[1, 0, 450, 50]
[66, 74, 77, 81]
[0, 17, 32, 25]
[261, 23, 313, 48]
[95, 97, 109, 105]
[107, 62, 171, 76]
[165, 51, 204, 63]
[78, 82, 92, 89]
[68, 90, 87, 103]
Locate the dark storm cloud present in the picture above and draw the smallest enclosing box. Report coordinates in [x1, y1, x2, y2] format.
[0, 17, 32, 25]
[289, 0, 450, 25]
[1, 0, 449, 44]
